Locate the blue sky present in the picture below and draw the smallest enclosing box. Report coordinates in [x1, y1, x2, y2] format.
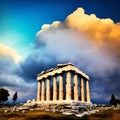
[0, 0, 120, 103]
[1, 0, 120, 57]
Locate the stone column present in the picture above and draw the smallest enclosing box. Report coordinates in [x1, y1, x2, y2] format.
[66, 71, 71, 100]
[53, 75, 57, 101]
[74, 74, 78, 101]
[80, 78, 84, 101]
[86, 80, 90, 102]
[41, 80, 45, 101]
[46, 78, 50, 101]
[37, 81, 41, 101]
[59, 74, 63, 100]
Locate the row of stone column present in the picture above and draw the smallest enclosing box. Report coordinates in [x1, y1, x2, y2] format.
[37, 71, 90, 102]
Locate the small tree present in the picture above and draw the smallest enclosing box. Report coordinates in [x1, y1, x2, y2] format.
[12, 92, 17, 105]
[110, 94, 117, 106]
[0, 88, 9, 107]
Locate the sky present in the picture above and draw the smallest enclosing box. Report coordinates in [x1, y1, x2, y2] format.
[0, 0, 120, 104]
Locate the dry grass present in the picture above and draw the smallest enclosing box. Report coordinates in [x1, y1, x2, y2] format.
[89, 109, 120, 120]
[0, 109, 79, 120]
[0, 108, 120, 120]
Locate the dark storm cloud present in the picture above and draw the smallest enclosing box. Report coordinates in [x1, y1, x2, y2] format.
[103, 69, 120, 96]
[19, 49, 71, 82]
[0, 56, 19, 86]
[0, 54, 38, 102]
[0, 44, 38, 102]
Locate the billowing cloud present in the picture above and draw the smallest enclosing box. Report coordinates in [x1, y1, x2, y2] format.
[0, 43, 22, 63]
[37, 8, 120, 59]
[0, 44, 36, 102]
[36, 8, 120, 102]
[0, 44, 23, 91]
[66, 8, 120, 59]
[36, 8, 120, 76]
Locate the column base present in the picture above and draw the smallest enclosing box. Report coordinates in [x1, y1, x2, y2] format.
[36, 100, 92, 106]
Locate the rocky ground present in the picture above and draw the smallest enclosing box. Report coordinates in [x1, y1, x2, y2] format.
[0, 104, 120, 120]
[0, 108, 120, 120]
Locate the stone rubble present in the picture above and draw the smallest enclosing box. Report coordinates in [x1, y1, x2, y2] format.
[3, 101, 120, 118]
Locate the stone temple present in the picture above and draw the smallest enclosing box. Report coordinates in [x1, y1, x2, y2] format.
[37, 63, 91, 105]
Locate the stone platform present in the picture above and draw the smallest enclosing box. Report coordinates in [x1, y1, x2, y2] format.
[36, 100, 92, 106]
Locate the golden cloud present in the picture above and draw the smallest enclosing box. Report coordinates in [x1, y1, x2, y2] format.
[66, 8, 119, 42]
[66, 8, 120, 58]
[37, 8, 120, 59]
[0, 43, 22, 63]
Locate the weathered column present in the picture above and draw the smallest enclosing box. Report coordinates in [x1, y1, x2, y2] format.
[80, 78, 84, 101]
[41, 80, 45, 101]
[86, 80, 90, 102]
[46, 78, 50, 101]
[53, 75, 57, 101]
[66, 71, 72, 100]
[37, 81, 41, 101]
[59, 74, 63, 100]
[74, 74, 78, 101]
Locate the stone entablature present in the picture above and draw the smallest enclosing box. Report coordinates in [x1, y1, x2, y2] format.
[37, 63, 91, 104]
[37, 63, 89, 80]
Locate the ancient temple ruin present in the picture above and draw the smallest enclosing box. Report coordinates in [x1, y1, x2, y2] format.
[37, 63, 91, 104]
